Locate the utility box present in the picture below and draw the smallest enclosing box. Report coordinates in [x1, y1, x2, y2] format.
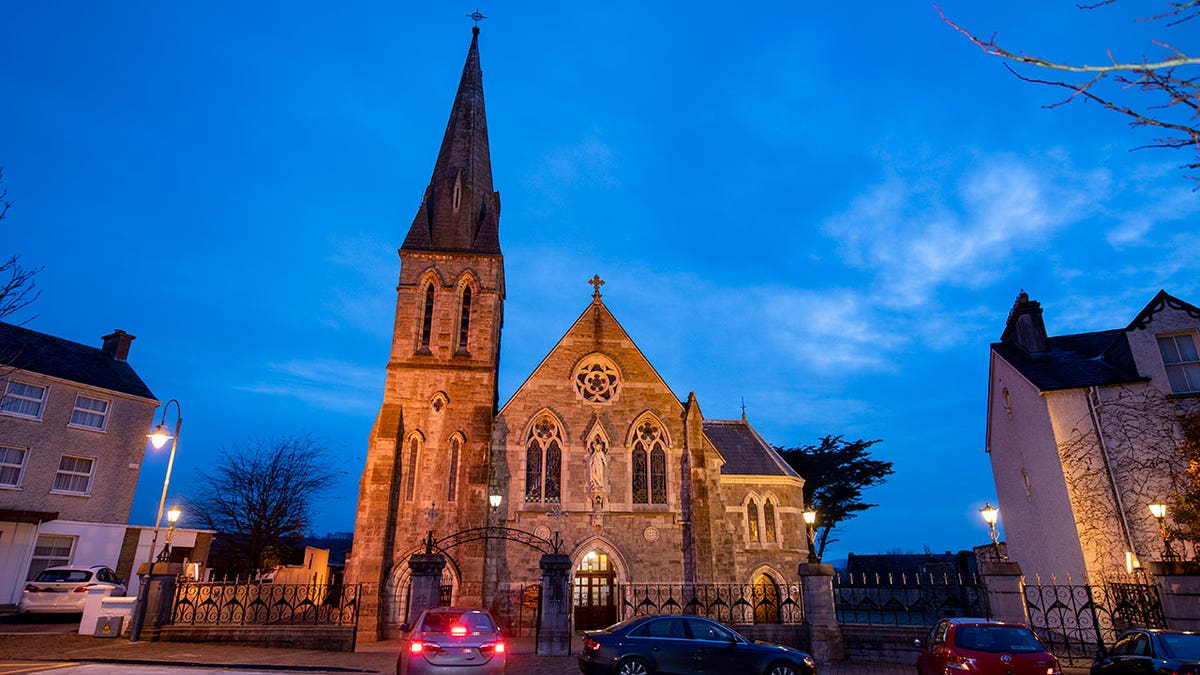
[94, 615, 123, 638]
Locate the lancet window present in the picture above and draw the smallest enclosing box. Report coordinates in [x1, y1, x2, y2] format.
[447, 436, 461, 502]
[404, 435, 420, 501]
[457, 286, 473, 352]
[420, 283, 435, 350]
[764, 500, 777, 543]
[747, 499, 761, 542]
[631, 419, 667, 504]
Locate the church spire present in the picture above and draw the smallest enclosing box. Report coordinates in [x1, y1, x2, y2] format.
[402, 26, 501, 254]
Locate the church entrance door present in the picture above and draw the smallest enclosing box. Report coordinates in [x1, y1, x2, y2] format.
[573, 550, 617, 631]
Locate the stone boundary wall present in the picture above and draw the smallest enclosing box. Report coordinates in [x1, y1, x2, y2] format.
[736, 624, 810, 651]
[839, 624, 926, 664]
[156, 625, 356, 652]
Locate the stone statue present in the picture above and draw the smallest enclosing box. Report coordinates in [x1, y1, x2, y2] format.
[586, 436, 607, 493]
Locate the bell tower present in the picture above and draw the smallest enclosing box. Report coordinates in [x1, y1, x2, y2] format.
[348, 25, 504, 640]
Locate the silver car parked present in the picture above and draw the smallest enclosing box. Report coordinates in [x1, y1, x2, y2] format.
[397, 607, 507, 675]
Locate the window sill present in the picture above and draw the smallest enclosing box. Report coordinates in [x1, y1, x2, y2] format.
[67, 423, 107, 434]
[0, 484, 22, 491]
[48, 489, 92, 498]
[0, 411, 43, 422]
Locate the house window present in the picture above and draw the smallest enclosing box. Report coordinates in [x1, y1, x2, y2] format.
[525, 416, 562, 503]
[404, 436, 419, 502]
[631, 420, 667, 504]
[53, 455, 94, 495]
[447, 436, 460, 502]
[0, 445, 27, 488]
[2, 381, 47, 419]
[69, 395, 109, 430]
[457, 286, 472, 352]
[420, 284, 436, 350]
[1158, 334, 1200, 394]
[763, 501, 777, 543]
[27, 535, 74, 580]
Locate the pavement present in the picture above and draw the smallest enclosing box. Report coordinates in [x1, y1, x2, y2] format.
[0, 624, 1093, 674]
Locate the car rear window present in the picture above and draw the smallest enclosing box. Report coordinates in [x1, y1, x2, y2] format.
[419, 611, 497, 634]
[35, 570, 91, 583]
[1161, 632, 1200, 660]
[955, 626, 1044, 653]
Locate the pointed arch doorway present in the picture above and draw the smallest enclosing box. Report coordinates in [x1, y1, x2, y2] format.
[573, 550, 617, 630]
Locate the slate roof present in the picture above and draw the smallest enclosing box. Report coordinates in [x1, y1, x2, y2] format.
[991, 328, 1145, 392]
[0, 321, 156, 400]
[703, 419, 802, 478]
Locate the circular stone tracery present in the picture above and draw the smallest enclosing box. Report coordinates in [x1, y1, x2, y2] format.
[574, 358, 620, 403]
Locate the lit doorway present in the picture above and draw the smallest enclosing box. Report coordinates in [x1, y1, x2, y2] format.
[573, 550, 617, 630]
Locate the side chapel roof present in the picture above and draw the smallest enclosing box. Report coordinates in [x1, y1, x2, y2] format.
[402, 26, 501, 254]
[991, 289, 1200, 392]
[704, 419, 801, 478]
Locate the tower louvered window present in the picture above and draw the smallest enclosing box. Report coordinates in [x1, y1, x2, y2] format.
[525, 417, 562, 503]
[420, 284, 435, 350]
[631, 420, 667, 504]
[458, 286, 472, 351]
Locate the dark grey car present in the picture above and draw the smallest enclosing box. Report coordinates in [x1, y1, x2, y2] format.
[397, 607, 506, 675]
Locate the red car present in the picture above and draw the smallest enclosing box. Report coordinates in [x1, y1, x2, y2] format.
[915, 618, 1062, 675]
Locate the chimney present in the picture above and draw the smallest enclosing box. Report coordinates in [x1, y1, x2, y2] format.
[1000, 291, 1049, 354]
[101, 329, 135, 361]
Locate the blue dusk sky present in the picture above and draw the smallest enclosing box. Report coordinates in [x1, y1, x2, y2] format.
[2, 2, 1197, 561]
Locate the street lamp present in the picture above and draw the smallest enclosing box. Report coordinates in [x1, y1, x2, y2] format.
[157, 506, 182, 562]
[803, 509, 818, 562]
[129, 398, 182, 642]
[1149, 500, 1179, 561]
[980, 503, 1003, 561]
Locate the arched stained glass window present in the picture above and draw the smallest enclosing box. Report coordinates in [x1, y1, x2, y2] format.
[458, 286, 472, 352]
[747, 500, 760, 542]
[764, 501, 777, 543]
[631, 420, 667, 505]
[525, 416, 563, 503]
[420, 283, 435, 350]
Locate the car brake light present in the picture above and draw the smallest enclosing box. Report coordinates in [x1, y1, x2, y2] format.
[23, 585, 38, 593]
[583, 637, 599, 651]
[1046, 658, 1062, 675]
[451, 625, 467, 636]
[495, 642, 505, 653]
[72, 585, 88, 593]
[410, 641, 424, 653]
[946, 652, 976, 670]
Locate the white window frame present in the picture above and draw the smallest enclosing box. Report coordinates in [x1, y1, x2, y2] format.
[27, 535, 75, 581]
[1, 380, 48, 420]
[0, 444, 28, 488]
[1157, 333, 1200, 394]
[69, 394, 110, 431]
[51, 454, 95, 496]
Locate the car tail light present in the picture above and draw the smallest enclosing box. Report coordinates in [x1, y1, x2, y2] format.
[410, 640, 440, 654]
[582, 637, 599, 653]
[72, 585, 88, 593]
[23, 584, 39, 593]
[1046, 657, 1062, 675]
[450, 625, 467, 636]
[480, 642, 506, 654]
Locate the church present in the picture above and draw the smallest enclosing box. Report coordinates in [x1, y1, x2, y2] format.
[346, 26, 810, 641]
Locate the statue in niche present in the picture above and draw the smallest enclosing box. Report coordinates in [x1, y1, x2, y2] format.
[586, 435, 608, 495]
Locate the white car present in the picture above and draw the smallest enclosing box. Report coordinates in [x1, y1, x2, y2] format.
[19, 565, 126, 614]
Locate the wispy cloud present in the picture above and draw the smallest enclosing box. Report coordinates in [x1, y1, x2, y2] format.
[240, 358, 383, 414]
[321, 234, 397, 338]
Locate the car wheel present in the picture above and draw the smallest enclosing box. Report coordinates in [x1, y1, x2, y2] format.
[616, 656, 651, 675]
[766, 661, 801, 675]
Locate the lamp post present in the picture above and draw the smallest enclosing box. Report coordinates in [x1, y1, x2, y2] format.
[803, 509, 818, 562]
[129, 398, 182, 642]
[1149, 501, 1178, 561]
[157, 506, 182, 562]
[980, 503, 1002, 561]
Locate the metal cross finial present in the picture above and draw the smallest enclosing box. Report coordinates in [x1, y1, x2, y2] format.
[740, 397, 747, 420]
[467, 8, 488, 26]
[425, 501, 439, 523]
[589, 275, 605, 299]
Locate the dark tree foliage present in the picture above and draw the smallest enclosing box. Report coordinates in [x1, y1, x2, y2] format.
[938, 1, 1200, 180]
[776, 436, 893, 560]
[1169, 411, 1200, 557]
[185, 434, 341, 575]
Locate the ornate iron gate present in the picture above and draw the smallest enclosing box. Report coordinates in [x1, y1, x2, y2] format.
[1023, 580, 1165, 666]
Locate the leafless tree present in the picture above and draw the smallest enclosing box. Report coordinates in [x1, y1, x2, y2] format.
[937, 1, 1200, 180]
[0, 169, 42, 324]
[184, 434, 342, 574]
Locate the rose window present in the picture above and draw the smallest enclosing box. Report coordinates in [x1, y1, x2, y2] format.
[575, 360, 620, 403]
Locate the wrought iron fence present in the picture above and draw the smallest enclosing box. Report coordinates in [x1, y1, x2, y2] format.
[1024, 579, 1165, 666]
[834, 572, 986, 626]
[620, 583, 804, 625]
[172, 581, 361, 627]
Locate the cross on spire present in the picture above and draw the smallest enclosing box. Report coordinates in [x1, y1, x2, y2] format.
[466, 8, 488, 27]
[589, 274, 605, 300]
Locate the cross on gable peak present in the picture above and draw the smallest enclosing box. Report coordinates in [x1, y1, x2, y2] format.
[589, 274, 605, 300]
